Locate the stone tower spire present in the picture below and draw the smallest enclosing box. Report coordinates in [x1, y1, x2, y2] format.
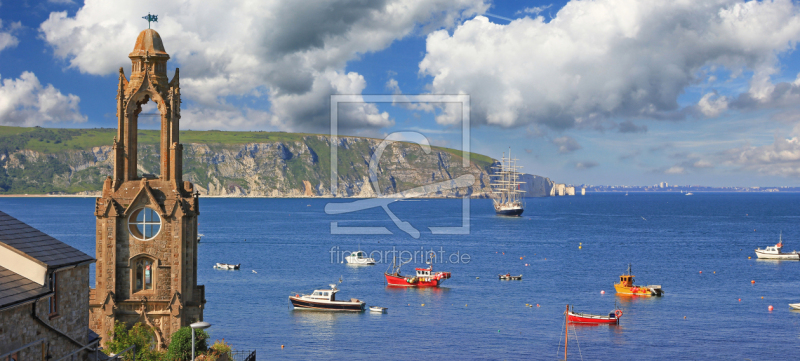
[91, 28, 203, 349]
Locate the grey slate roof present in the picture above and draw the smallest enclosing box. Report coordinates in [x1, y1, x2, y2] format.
[0, 264, 50, 309]
[0, 210, 94, 269]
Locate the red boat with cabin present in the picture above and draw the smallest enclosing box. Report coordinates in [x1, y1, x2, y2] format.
[384, 257, 450, 287]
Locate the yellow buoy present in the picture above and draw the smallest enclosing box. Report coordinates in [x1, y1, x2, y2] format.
[422, 304, 425, 306]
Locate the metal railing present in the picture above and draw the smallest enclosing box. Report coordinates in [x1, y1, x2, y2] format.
[55, 338, 102, 361]
[0, 338, 45, 360]
[230, 350, 256, 361]
[107, 344, 136, 361]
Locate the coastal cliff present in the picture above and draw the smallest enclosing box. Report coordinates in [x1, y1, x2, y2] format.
[0, 126, 570, 198]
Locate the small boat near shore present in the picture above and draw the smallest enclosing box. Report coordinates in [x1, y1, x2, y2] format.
[614, 264, 662, 296]
[755, 232, 799, 260]
[789, 303, 800, 310]
[289, 284, 365, 311]
[214, 263, 240, 270]
[498, 273, 522, 280]
[369, 306, 387, 313]
[567, 305, 622, 324]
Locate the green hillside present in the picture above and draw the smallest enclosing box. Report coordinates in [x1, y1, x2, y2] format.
[0, 126, 495, 195]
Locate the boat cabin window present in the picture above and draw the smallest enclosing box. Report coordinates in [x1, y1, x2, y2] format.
[323, 292, 329, 296]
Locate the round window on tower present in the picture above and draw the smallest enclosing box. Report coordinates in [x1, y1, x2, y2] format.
[128, 208, 162, 240]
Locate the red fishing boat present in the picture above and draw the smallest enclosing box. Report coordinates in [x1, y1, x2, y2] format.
[566, 305, 622, 324]
[384, 257, 450, 287]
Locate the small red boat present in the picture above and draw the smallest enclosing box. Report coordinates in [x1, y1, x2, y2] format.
[384, 257, 450, 287]
[566, 305, 622, 324]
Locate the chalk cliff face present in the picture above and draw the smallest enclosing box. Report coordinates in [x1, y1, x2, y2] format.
[517, 173, 555, 198]
[1, 135, 499, 198]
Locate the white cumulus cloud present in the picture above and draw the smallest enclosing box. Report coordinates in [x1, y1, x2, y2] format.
[698, 92, 729, 118]
[0, 20, 21, 54]
[39, 0, 488, 132]
[419, 0, 800, 129]
[721, 127, 800, 177]
[552, 136, 581, 154]
[0, 72, 87, 126]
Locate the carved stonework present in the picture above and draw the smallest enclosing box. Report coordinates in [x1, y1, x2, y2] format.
[89, 28, 204, 349]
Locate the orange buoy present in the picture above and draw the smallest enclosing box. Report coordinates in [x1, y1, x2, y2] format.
[761, 296, 764, 299]
[536, 304, 540, 307]
[502, 252, 505, 255]
[683, 316, 686, 319]
[699, 271, 702, 274]
[738, 298, 741, 302]
[520, 257, 523, 260]
[751, 280, 755, 284]
[769, 305, 774, 311]
[748, 256, 751, 259]
[281, 345, 284, 349]
[544, 258, 547, 260]
[601, 290, 605, 294]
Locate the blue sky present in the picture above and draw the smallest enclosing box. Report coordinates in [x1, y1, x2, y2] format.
[2, 0, 800, 187]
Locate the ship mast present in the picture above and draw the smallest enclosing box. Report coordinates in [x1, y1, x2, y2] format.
[489, 148, 525, 207]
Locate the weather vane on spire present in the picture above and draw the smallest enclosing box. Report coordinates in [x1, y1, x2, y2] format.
[142, 13, 158, 29]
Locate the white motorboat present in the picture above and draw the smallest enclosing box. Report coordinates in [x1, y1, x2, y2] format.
[214, 263, 240, 270]
[789, 303, 800, 310]
[685, 192, 693, 195]
[345, 250, 375, 265]
[369, 306, 387, 313]
[289, 284, 366, 311]
[755, 233, 799, 260]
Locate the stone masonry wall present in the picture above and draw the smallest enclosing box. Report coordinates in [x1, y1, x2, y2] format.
[0, 265, 90, 360]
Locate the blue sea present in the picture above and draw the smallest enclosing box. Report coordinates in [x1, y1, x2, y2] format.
[3, 193, 800, 360]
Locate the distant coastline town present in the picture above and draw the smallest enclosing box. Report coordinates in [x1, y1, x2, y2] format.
[580, 183, 799, 193]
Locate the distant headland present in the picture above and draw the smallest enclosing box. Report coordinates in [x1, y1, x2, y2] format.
[0, 126, 580, 198]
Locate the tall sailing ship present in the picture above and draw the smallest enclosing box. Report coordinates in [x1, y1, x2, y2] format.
[490, 150, 525, 216]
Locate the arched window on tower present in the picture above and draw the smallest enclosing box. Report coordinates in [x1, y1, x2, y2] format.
[134, 258, 154, 292]
[134, 99, 161, 179]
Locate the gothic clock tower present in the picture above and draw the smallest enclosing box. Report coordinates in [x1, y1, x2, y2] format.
[89, 27, 204, 348]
